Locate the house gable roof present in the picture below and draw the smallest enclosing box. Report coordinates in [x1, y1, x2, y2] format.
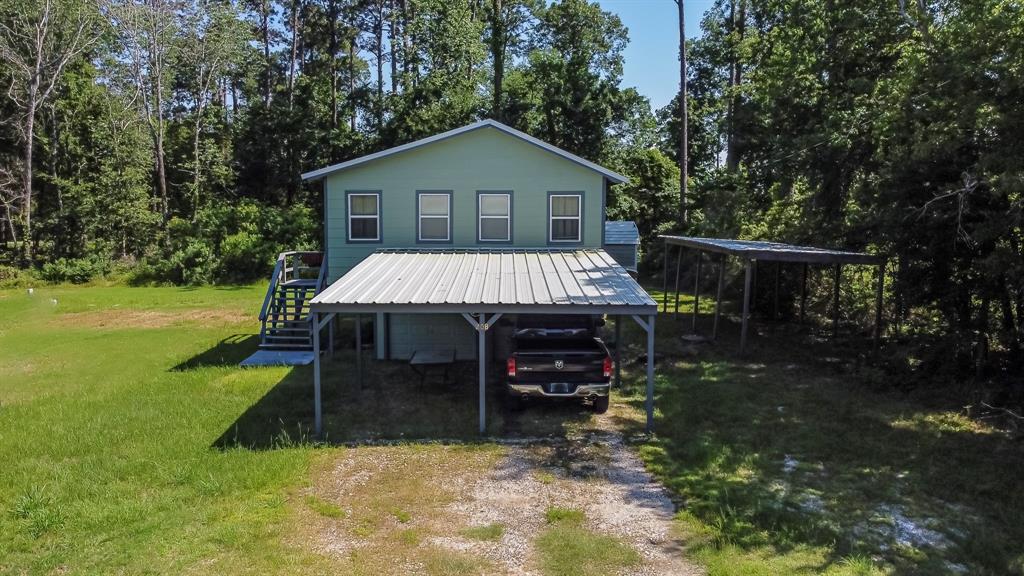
[300, 119, 629, 184]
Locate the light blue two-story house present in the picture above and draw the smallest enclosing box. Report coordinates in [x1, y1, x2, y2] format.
[255, 119, 659, 435]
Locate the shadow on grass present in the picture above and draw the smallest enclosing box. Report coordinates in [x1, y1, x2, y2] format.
[613, 311, 1024, 575]
[171, 334, 259, 371]
[214, 350, 596, 449]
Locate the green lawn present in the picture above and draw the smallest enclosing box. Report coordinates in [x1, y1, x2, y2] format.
[612, 288, 1024, 576]
[0, 284, 328, 574]
[3, 283, 1023, 575]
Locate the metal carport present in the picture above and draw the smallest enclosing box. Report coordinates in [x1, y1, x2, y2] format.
[307, 249, 660, 437]
[659, 236, 885, 353]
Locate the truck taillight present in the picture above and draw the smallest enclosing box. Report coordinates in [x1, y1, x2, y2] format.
[507, 357, 517, 378]
[603, 356, 612, 378]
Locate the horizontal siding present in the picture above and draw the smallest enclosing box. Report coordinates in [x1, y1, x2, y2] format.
[323, 126, 606, 280]
[388, 314, 477, 361]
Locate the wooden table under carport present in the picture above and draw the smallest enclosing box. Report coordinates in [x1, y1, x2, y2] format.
[659, 236, 886, 354]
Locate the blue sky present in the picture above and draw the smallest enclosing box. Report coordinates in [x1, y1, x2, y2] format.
[594, 0, 715, 110]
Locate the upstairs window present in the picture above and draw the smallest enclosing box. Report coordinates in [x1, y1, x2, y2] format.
[479, 193, 511, 242]
[549, 194, 581, 242]
[348, 193, 380, 241]
[418, 192, 451, 242]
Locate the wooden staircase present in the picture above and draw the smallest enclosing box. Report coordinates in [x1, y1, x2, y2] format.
[259, 252, 326, 350]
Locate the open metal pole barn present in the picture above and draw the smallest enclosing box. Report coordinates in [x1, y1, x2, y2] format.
[659, 236, 885, 354]
[307, 249, 659, 438]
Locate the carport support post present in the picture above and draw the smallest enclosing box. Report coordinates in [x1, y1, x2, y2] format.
[741, 259, 753, 354]
[355, 314, 363, 389]
[632, 314, 656, 433]
[462, 312, 503, 435]
[713, 255, 725, 340]
[645, 315, 655, 433]
[614, 316, 622, 388]
[312, 312, 322, 437]
[692, 251, 702, 331]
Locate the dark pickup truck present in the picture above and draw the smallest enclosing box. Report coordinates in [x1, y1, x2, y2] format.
[504, 317, 612, 413]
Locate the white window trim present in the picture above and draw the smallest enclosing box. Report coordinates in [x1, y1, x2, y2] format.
[478, 193, 511, 242]
[418, 193, 451, 242]
[347, 193, 380, 241]
[549, 194, 582, 243]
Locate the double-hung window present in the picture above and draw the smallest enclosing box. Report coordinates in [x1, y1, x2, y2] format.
[347, 192, 380, 241]
[549, 194, 582, 242]
[418, 192, 451, 242]
[478, 193, 511, 242]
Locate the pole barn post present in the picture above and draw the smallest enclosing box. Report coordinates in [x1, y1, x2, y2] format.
[741, 259, 753, 354]
[691, 251, 702, 331]
[832, 264, 842, 339]
[673, 245, 683, 318]
[713, 255, 725, 340]
[312, 312, 322, 437]
[800, 262, 808, 324]
[874, 260, 886, 350]
[661, 245, 669, 313]
[773, 262, 781, 320]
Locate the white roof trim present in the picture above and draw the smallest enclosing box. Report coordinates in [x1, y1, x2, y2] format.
[300, 119, 629, 184]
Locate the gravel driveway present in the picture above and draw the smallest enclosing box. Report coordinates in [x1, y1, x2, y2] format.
[438, 430, 702, 576]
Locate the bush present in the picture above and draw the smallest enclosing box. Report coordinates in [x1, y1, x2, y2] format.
[39, 257, 109, 284]
[162, 240, 218, 286]
[218, 231, 273, 283]
[0, 265, 37, 288]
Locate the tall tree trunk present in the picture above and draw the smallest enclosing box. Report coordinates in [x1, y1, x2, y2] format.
[288, 0, 300, 109]
[329, 1, 339, 129]
[192, 113, 202, 221]
[20, 100, 35, 264]
[349, 35, 357, 131]
[261, 0, 271, 106]
[389, 0, 399, 93]
[725, 0, 744, 171]
[154, 70, 169, 223]
[374, 2, 384, 127]
[676, 0, 688, 228]
[490, 0, 503, 121]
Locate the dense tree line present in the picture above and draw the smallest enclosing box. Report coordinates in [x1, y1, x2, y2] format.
[0, 0, 1021, 382]
[0, 0, 658, 284]
[675, 0, 1023, 383]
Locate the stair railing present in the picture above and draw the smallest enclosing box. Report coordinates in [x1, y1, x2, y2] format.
[259, 256, 286, 345]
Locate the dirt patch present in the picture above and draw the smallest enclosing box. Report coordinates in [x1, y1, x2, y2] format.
[51, 308, 250, 329]
[298, 431, 701, 576]
[295, 445, 502, 575]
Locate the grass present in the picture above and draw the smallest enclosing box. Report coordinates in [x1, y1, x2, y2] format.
[304, 495, 345, 519]
[536, 507, 642, 576]
[461, 523, 505, 541]
[0, 284, 329, 574]
[611, 287, 1024, 575]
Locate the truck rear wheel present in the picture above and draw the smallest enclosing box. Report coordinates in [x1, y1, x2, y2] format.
[591, 395, 609, 414]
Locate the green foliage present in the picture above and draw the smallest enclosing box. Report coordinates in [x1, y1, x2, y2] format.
[40, 256, 110, 284]
[544, 506, 586, 525]
[0, 265, 36, 288]
[536, 514, 641, 576]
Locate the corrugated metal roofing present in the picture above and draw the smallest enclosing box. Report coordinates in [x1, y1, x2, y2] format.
[604, 221, 640, 245]
[301, 120, 629, 184]
[310, 249, 657, 314]
[660, 235, 883, 265]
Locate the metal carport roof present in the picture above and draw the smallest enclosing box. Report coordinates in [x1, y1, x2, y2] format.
[310, 249, 658, 315]
[307, 249, 659, 437]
